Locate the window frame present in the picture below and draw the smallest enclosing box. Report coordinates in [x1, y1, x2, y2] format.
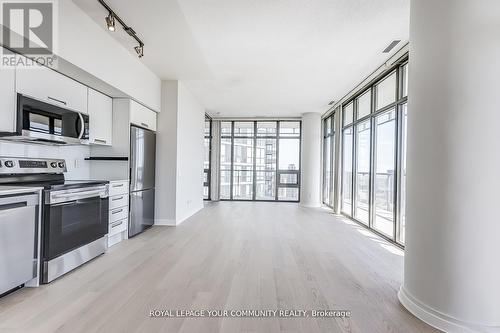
[334, 57, 408, 247]
[203, 115, 212, 200]
[219, 120, 301, 202]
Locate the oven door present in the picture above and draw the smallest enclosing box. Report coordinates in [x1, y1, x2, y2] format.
[44, 190, 108, 261]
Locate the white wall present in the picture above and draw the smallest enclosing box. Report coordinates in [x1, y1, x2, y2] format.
[0, 141, 90, 179]
[58, 1, 161, 111]
[300, 112, 322, 207]
[155, 81, 179, 224]
[175, 82, 205, 222]
[155, 80, 205, 226]
[399, 1, 500, 332]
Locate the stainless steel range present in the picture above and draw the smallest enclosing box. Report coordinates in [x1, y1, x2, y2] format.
[0, 157, 109, 283]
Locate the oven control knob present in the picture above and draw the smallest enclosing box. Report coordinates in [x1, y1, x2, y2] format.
[58, 162, 65, 168]
[4, 160, 14, 168]
[50, 162, 58, 168]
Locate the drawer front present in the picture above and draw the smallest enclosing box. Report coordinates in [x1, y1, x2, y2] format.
[109, 206, 128, 223]
[109, 194, 128, 210]
[109, 181, 129, 196]
[108, 218, 127, 237]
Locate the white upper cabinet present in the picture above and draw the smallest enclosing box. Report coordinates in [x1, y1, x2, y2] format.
[129, 100, 157, 132]
[16, 59, 88, 114]
[88, 88, 112, 146]
[0, 66, 16, 133]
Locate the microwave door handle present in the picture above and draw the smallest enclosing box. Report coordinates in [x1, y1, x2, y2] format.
[78, 113, 84, 139]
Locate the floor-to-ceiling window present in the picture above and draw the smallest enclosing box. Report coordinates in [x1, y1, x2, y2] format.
[333, 58, 408, 245]
[322, 115, 334, 207]
[203, 116, 212, 200]
[219, 120, 301, 202]
[341, 103, 354, 216]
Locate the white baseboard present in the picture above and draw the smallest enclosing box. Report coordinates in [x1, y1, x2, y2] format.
[398, 286, 500, 333]
[154, 218, 177, 226]
[154, 205, 203, 226]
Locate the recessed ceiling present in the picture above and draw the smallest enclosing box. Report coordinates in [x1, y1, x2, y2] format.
[73, 0, 409, 117]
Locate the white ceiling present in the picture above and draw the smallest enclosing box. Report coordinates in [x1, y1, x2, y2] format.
[73, 0, 409, 117]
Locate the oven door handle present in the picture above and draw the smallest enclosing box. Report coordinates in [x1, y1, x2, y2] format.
[49, 189, 107, 204]
[51, 200, 78, 207]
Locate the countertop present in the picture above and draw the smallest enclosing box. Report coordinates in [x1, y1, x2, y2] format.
[0, 186, 44, 196]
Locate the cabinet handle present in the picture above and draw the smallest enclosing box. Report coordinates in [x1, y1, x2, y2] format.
[94, 139, 107, 144]
[47, 96, 67, 105]
[111, 208, 123, 214]
[112, 196, 124, 201]
[141, 122, 149, 128]
[111, 220, 123, 228]
[113, 184, 124, 188]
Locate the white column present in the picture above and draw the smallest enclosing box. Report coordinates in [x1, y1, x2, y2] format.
[399, 1, 500, 332]
[300, 112, 322, 207]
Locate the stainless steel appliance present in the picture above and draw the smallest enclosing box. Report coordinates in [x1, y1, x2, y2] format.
[0, 94, 89, 145]
[129, 125, 156, 237]
[0, 190, 40, 295]
[0, 157, 108, 284]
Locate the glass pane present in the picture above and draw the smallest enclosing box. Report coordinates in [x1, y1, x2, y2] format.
[279, 173, 298, 185]
[357, 90, 371, 119]
[376, 72, 397, 110]
[257, 122, 277, 136]
[221, 121, 232, 136]
[234, 122, 254, 136]
[354, 120, 371, 225]
[402, 63, 408, 98]
[220, 138, 232, 169]
[204, 120, 211, 136]
[279, 121, 300, 137]
[341, 127, 353, 215]
[54, 119, 62, 135]
[233, 169, 253, 200]
[256, 171, 275, 200]
[373, 109, 396, 238]
[278, 187, 299, 201]
[323, 136, 331, 205]
[256, 138, 276, 171]
[220, 137, 232, 200]
[220, 170, 231, 199]
[324, 117, 332, 136]
[278, 139, 299, 170]
[343, 102, 353, 126]
[233, 138, 254, 200]
[399, 104, 408, 244]
[204, 138, 210, 170]
[29, 113, 50, 133]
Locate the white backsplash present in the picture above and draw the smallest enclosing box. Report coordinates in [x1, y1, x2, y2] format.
[0, 141, 91, 180]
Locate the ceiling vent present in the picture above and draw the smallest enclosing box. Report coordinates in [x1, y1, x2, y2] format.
[383, 40, 401, 53]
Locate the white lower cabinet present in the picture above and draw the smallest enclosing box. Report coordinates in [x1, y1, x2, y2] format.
[107, 180, 129, 247]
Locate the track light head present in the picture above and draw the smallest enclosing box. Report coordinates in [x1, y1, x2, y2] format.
[105, 12, 115, 32]
[134, 44, 144, 58]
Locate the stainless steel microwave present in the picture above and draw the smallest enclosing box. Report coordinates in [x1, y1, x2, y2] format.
[0, 94, 89, 145]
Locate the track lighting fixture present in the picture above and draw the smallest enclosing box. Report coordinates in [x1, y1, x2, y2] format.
[105, 12, 115, 32]
[98, 0, 145, 58]
[134, 44, 144, 58]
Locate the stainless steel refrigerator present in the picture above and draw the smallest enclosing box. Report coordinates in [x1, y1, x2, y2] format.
[129, 125, 156, 237]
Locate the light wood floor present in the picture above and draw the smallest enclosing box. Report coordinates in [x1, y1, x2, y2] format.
[0, 202, 438, 333]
